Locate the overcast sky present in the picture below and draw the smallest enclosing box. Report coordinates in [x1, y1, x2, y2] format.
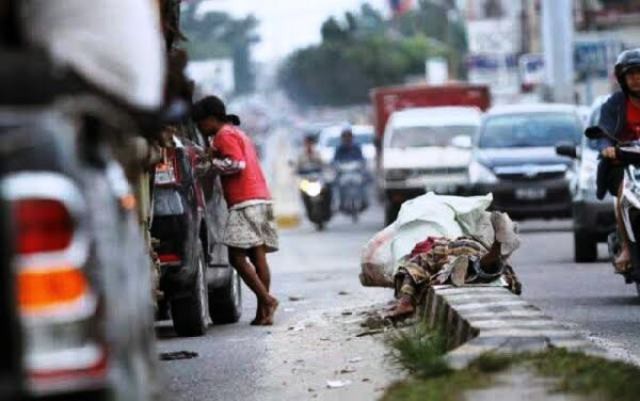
[200, 0, 391, 62]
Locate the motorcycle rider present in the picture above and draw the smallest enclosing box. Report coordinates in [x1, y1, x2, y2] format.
[296, 134, 324, 173]
[594, 49, 640, 272]
[333, 126, 365, 164]
[332, 126, 369, 212]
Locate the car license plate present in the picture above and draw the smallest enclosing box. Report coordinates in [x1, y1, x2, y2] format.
[515, 188, 547, 200]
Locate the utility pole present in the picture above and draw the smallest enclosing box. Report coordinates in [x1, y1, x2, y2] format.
[542, 0, 575, 103]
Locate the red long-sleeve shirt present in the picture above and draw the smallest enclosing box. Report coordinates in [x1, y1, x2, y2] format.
[211, 125, 271, 207]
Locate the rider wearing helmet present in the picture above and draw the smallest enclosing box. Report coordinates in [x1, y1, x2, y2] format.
[593, 49, 640, 271]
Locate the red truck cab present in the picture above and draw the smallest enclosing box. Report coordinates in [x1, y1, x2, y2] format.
[371, 84, 491, 224]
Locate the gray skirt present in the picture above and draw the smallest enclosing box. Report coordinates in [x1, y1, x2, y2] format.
[223, 203, 279, 252]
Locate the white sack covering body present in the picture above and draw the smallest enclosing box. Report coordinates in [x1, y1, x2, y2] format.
[21, 0, 166, 110]
[360, 192, 494, 288]
[390, 193, 493, 267]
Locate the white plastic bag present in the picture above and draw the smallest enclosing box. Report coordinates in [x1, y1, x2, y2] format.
[359, 223, 397, 288]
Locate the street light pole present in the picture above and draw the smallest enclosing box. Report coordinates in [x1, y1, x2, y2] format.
[542, 0, 575, 103]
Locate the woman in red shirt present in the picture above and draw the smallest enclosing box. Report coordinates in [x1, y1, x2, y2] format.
[192, 96, 278, 325]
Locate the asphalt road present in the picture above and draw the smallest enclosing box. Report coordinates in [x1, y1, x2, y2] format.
[155, 207, 399, 401]
[513, 219, 640, 363]
[156, 206, 640, 400]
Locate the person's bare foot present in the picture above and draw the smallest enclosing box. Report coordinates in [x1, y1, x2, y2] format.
[385, 296, 415, 321]
[615, 246, 631, 273]
[260, 298, 279, 326]
[250, 304, 264, 325]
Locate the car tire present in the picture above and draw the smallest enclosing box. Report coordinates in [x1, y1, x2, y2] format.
[574, 230, 598, 263]
[209, 268, 242, 324]
[171, 245, 209, 337]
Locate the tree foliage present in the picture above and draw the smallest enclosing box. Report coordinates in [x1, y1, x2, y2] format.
[279, 1, 468, 107]
[181, 1, 260, 94]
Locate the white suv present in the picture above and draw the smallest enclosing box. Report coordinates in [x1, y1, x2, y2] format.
[381, 106, 482, 224]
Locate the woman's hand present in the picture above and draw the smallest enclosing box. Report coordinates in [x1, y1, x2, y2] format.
[602, 146, 617, 159]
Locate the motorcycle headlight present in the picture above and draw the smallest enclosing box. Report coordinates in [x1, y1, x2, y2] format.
[300, 179, 322, 197]
[468, 160, 498, 184]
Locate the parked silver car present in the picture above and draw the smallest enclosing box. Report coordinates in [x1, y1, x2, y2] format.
[557, 96, 616, 262]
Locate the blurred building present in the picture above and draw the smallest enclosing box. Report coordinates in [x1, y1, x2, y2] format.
[463, 0, 640, 103]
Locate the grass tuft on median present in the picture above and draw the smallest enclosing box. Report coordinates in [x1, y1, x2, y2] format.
[386, 323, 451, 379]
[531, 348, 640, 401]
[384, 322, 640, 401]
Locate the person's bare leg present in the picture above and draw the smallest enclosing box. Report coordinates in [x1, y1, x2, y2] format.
[247, 246, 269, 323]
[249, 246, 279, 324]
[228, 248, 277, 324]
[249, 246, 271, 291]
[615, 185, 631, 272]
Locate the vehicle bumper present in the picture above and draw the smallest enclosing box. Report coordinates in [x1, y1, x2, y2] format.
[469, 180, 572, 218]
[384, 188, 426, 205]
[573, 199, 616, 241]
[384, 179, 467, 203]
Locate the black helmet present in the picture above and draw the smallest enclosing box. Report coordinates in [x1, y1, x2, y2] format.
[615, 49, 640, 95]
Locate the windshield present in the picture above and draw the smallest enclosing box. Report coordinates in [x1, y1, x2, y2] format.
[326, 133, 373, 148]
[479, 113, 582, 149]
[388, 125, 477, 148]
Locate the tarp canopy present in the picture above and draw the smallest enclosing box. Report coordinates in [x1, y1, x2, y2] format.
[21, 0, 166, 110]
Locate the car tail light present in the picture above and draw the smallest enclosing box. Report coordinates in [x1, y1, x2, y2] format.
[2, 173, 105, 395]
[18, 267, 89, 314]
[155, 148, 180, 185]
[158, 253, 182, 265]
[16, 199, 74, 255]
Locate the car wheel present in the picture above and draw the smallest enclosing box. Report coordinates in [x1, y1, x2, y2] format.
[209, 268, 242, 324]
[171, 245, 209, 337]
[574, 230, 598, 263]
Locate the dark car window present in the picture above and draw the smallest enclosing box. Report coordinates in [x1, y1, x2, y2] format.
[390, 125, 477, 148]
[479, 112, 582, 149]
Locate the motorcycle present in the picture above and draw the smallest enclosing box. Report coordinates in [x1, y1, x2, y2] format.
[298, 167, 332, 231]
[335, 160, 368, 223]
[587, 127, 640, 296]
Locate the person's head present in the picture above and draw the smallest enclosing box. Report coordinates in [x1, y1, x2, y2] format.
[191, 96, 241, 136]
[341, 127, 354, 147]
[303, 135, 316, 152]
[615, 49, 640, 98]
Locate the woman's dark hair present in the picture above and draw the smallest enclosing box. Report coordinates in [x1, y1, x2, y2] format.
[191, 96, 241, 125]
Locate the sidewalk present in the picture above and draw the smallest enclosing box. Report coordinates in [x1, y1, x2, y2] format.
[263, 127, 302, 229]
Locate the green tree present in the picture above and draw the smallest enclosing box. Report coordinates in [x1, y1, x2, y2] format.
[181, 1, 260, 94]
[279, 2, 460, 107]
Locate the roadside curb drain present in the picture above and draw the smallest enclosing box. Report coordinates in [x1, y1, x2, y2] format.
[421, 285, 609, 369]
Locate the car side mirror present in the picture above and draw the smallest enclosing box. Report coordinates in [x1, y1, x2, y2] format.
[451, 135, 472, 149]
[585, 126, 605, 140]
[556, 142, 578, 159]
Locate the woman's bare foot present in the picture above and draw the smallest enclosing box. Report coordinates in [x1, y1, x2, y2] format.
[260, 298, 279, 326]
[250, 303, 264, 325]
[615, 246, 631, 273]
